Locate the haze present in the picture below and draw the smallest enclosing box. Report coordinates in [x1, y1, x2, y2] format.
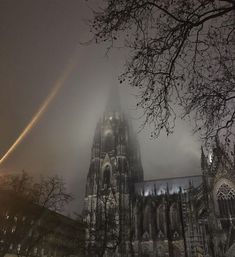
[0, 0, 201, 214]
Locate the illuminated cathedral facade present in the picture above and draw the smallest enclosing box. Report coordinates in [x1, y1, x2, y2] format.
[83, 89, 235, 257]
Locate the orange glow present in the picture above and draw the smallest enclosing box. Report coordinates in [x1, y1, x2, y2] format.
[0, 55, 77, 166]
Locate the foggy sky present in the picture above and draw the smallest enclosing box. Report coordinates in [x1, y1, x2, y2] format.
[0, 0, 201, 215]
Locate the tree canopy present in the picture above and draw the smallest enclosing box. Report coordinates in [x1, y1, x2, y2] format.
[89, 0, 235, 145]
[1, 171, 72, 212]
[0, 171, 73, 257]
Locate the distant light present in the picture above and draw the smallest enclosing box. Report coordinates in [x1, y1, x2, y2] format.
[109, 116, 113, 120]
[144, 189, 150, 196]
[144, 191, 148, 196]
[208, 152, 213, 163]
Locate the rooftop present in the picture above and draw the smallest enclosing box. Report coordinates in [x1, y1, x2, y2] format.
[135, 175, 203, 196]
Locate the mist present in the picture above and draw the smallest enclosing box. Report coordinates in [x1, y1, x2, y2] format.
[0, 0, 201, 214]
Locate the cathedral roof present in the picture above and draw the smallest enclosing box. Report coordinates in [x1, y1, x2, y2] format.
[135, 175, 203, 196]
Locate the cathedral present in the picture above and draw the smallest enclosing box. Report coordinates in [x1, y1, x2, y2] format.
[83, 88, 235, 257]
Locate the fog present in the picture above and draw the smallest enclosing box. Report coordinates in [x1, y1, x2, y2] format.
[0, 0, 201, 214]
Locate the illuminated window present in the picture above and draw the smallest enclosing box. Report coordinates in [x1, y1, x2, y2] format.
[208, 151, 213, 163]
[217, 183, 235, 216]
[11, 225, 16, 233]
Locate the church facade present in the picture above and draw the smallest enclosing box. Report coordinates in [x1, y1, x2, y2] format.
[83, 91, 235, 257]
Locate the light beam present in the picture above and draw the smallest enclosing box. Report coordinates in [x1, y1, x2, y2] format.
[0, 55, 77, 166]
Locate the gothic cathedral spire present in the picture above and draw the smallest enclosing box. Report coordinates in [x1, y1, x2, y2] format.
[83, 85, 143, 256]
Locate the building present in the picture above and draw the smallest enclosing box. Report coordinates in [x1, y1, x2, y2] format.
[83, 88, 235, 257]
[0, 190, 85, 257]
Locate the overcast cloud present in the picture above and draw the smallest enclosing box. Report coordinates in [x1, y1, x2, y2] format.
[0, 0, 201, 214]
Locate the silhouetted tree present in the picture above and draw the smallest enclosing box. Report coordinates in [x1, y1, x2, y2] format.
[89, 0, 235, 144]
[85, 187, 120, 257]
[0, 171, 73, 257]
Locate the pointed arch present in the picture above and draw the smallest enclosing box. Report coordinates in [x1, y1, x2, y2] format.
[143, 204, 151, 234]
[102, 165, 111, 188]
[101, 155, 112, 182]
[103, 127, 114, 153]
[214, 179, 235, 217]
[170, 202, 180, 232]
[156, 204, 166, 236]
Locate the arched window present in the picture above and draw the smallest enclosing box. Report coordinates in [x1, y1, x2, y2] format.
[216, 183, 235, 217]
[170, 203, 180, 232]
[103, 165, 111, 187]
[103, 133, 114, 152]
[143, 205, 151, 233]
[156, 204, 166, 236]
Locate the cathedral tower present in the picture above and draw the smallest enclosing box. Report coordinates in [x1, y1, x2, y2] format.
[83, 86, 143, 256]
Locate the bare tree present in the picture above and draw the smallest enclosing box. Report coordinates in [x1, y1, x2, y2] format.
[30, 175, 72, 212]
[85, 188, 120, 257]
[2, 171, 73, 212]
[0, 171, 73, 257]
[89, 0, 235, 144]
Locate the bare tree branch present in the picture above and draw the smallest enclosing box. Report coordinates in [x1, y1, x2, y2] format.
[89, 0, 235, 145]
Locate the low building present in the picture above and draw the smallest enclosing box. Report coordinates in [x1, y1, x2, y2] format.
[0, 190, 85, 257]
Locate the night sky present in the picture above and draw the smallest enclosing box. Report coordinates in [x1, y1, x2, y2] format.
[0, 0, 201, 215]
